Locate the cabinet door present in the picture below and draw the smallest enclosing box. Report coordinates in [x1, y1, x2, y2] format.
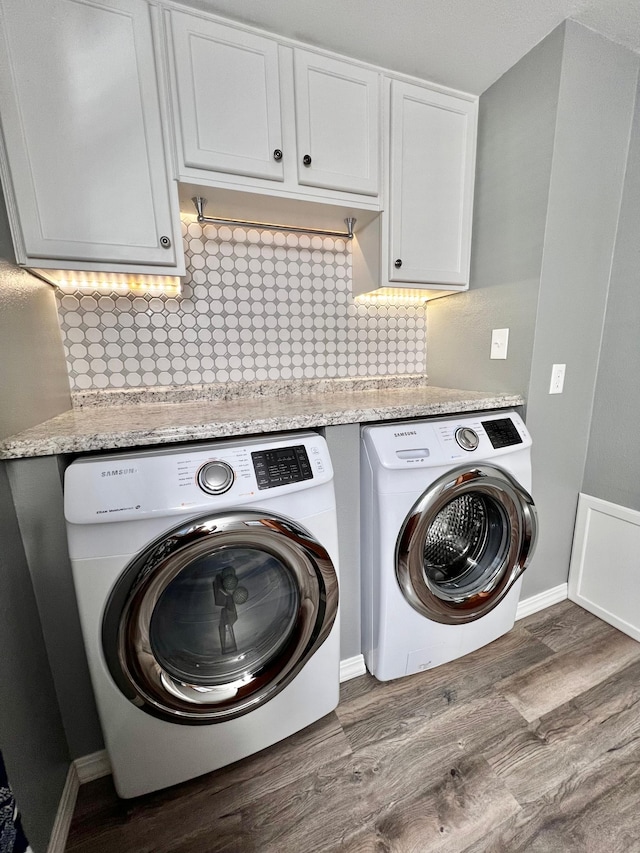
[0, 0, 179, 267]
[389, 81, 476, 286]
[170, 12, 284, 182]
[294, 51, 379, 196]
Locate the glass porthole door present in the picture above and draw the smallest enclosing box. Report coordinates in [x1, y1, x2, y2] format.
[396, 465, 537, 624]
[102, 510, 338, 724]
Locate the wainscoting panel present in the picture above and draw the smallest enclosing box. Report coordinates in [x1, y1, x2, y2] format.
[569, 493, 640, 642]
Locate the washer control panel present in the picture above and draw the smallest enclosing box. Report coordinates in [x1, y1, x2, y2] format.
[64, 432, 333, 524]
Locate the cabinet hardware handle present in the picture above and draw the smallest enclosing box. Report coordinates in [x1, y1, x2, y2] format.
[303, 154, 312, 166]
[160, 236, 172, 249]
[273, 149, 283, 161]
[394, 258, 402, 268]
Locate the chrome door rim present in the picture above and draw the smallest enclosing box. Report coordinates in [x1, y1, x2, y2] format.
[395, 465, 537, 625]
[102, 510, 338, 724]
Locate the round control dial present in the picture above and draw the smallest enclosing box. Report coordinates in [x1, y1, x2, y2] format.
[455, 427, 480, 452]
[197, 461, 234, 495]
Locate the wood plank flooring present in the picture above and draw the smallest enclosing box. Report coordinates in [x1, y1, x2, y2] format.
[66, 602, 640, 852]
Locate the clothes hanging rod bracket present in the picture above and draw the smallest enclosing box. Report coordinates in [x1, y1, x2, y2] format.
[192, 196, 355, 240]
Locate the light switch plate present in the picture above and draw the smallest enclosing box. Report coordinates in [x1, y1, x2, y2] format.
[549, 363, 566, 394]
[490, 328, 509, 359]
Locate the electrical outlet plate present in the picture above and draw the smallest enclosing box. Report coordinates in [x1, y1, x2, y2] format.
[490, 328, 509, 359]
[549, 363, 566, 394]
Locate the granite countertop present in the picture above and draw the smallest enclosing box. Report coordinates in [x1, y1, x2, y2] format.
[0, 376, 524, 459]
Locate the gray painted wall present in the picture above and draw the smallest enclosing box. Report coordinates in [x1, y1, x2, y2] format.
[0, 262, 72, 440]
[582, 79, 640, 510]
[0, 189, 71, 440]
[0, 462, 70, 852]
[0, 195, 76, 847]
[7, 456, 104, 758]
[427, 21, 639, 600]
[524, 23, 638, 596]
[426, 25, 564, 397]
[325, 423, 361, 659]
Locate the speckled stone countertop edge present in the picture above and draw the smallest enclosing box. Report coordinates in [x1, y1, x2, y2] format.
[70, 374, 430, 408]
[0, 389, 525, 460]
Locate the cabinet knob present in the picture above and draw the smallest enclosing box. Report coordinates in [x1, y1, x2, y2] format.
[302, 154, 312, 166]
[394, 258, 402, 268]
[273, 149, 283, 161]
[160, 236, 172, 249]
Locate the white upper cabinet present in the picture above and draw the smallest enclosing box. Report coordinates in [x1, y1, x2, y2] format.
[293, 51, 379, 196]
[165, 10, 381, 205]
[169, 12, 285, 182]
[0, 0, 182, 271]
[0, 0, 476, 290]
[388, 80, 477, 287]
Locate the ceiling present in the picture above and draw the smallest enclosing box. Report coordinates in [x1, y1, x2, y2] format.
[187, 0, 640, 94]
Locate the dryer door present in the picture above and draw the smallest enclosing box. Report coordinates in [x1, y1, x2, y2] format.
[396, 465, 537, 624]
[102, 510, 338, 724]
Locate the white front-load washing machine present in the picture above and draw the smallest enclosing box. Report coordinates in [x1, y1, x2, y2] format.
[361, 410, 537, 681]
[64, 431, 339, 798]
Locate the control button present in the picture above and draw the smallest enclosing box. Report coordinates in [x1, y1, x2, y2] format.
[197, 461, 234, 495]
[455, 427, 480, 452]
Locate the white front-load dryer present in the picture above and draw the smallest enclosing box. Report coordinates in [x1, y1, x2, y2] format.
[361, 410, 537, 681]
[64, 431, 339, 798]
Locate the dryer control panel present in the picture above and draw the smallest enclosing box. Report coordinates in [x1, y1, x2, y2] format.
[363, 410, 532, 470]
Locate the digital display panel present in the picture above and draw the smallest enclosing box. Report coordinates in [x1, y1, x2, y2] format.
[251, 445, 313, 490]
[481, 418, 523, 449]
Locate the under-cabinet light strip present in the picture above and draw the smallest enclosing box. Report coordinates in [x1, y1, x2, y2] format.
[355, 289, 430, 304]
[33, 269, 182, 297]
[192, 196, 356, 240]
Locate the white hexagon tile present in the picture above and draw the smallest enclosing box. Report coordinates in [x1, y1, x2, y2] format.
[55, 219, 427, 390]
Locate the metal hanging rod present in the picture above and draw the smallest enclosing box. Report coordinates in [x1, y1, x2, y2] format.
[192, 196, 356, 240]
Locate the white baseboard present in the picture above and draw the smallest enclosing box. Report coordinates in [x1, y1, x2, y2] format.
[340, 654, 366, 682]
[47, 752, 111, 851]
[46, 764, 79, 853]
[47, 749, 111, 853]
[516, 583, 568, 621]
[74, 749, 112, 784]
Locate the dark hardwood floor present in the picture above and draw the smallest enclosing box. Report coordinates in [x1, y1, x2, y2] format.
[66, 601, 640, 852]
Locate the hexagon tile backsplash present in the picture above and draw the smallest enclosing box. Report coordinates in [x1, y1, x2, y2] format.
[55, 219, 427, 391]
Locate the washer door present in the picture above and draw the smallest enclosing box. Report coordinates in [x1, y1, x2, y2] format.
[102, 510, 338, 724]
[396, 465, 537, 624]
